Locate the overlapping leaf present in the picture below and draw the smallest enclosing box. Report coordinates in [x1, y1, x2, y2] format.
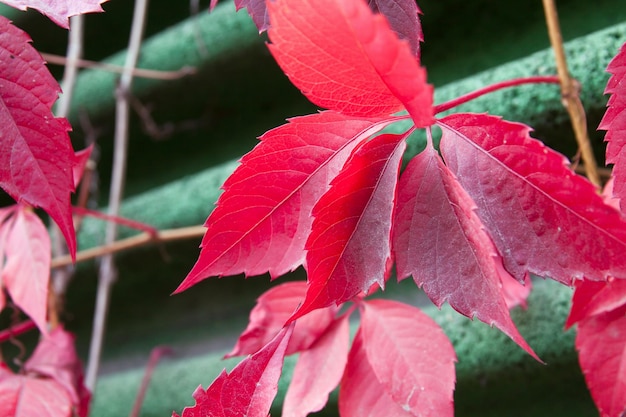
[293, 133, 407, 320]
[1, 0, 106, 28]
[601, 42, 626, 211]
[438, 113, 626, 285]
[367, 0, 423, 57]
[267, 0, 433, 125]
[566, 278, 626, 328]
[393, 144, 537, 358]
[176, 112, 394, 293]
[0, 17, 76, 257]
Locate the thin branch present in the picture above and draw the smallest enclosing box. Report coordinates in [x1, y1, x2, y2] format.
[85, 0, 150, 392]
[42, 52, 196, 80]
[129, 346, 173, 417]
[542, 0, 601, 187]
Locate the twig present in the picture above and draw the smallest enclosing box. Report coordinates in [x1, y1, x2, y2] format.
[42, 52, 196, 80]
[129, 346, 173, 417]
[542, 0, 601, 188]
[85, 0, 150, 392]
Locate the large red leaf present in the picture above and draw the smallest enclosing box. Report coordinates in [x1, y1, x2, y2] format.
[600, 42, 626, 211]
[176, 112, 393, 293]
[439, 113, 626, 285]
[393, 144, 537, 358]
[566, 278, 626, 328]
[0, 17, 76, 257]
[292, 133, 407, 320]
[226, 282, 337, 358]
[367, 0, 423, 58]
[576, 306, 626, 417]
[359, 299, 456, 416]
[2, 206, 51, 333]
[2, 0, 106, 28]
[283, 314, 350, 417]
[266, 0, 433, 125]
[174, 323, 293, 417]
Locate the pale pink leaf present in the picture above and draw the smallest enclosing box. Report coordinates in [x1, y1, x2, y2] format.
[1, 0, 106, 28]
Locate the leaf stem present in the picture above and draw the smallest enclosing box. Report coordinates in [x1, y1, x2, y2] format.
[128, 346, 173, 417]
[0, 320, 36, 344]
[541, 0, 601, 187]
[434, 76, 561, 114]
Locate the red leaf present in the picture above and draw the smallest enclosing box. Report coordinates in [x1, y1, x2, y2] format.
[2, 0, 106, 28]
[393, 144, 538, 359]
[175, 323, 294, 417]
[72, 145, 93, 188]
[339, 329, 413, 417]
[576, 306, 626, 417]
[359, 299, 456, 416]
[293, 133, 407, 320]
[0, 17, 76, 257]
[0, 366, 73, 417]
[226, 282, 337, 358]
[566, 278, 626, 328]
[176, 112, 393, 293]
[266, 0, 433, 125]
[2, 207, 50, 333]
[438, 113, 626, 285]
[367, 0, 423, 58]
[283, 314, 350, 417]
[600, 42, 626, 211]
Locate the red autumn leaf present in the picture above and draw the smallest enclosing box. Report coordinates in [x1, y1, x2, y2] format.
[0, 17, 76, 257]
[226, 282, 337, 358]
[576, 306, 626, 417]
[175, 323, 294, 417]
[600, 41, 626, 211]
[0, 366, 73, 417]
[393, 143, 538, 358]
[359, 299, 456, 416]
[2, 206, 51, 333]
[283, 314, 350, 417]
[566, 278, 626, 328]
[1, 0, 106, 28]
[176, 112, 394, 293]
[292, 133, 407, 320]
[438, 113, 626, 285]
[367, 0, 423, 58]
[266, 0, 433, 125]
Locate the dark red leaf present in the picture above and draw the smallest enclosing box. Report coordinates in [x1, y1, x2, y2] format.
[439, 113, 626, 285]
[576, 306, 626, 417]
[176, 112, 394, 293]
[175, 323, 294, 417]
[234, 0, 270, 32]
[283, 314, 350, 417]
[226, 282, 337, 358]
[600, 42, 626, 211]
[566, 278, 626, 328]
[359, 299, 456, 416]
[367, 0, 423, 58]
[2, 0, 105, 28]
[0, 17, 76, 257]
[267, 0, 433, 125]
[393, 143, 538, 359]
[292, 133, 407, 320]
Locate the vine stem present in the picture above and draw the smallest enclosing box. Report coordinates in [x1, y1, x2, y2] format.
[85, 0, 149, 391]
[542, 0, 601, 187]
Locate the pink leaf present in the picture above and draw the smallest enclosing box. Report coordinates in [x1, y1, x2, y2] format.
[175, 323, 294, 417]
[393, 144, 538, 359]
[266, 0, 433, 125]
[501, 274, 532, 310]
[359, 299, 456, 416]
[0, 206, 15, 313]
[2, 207, 50, 333]
[234, 0, 270, 32]
[438, 113, 626, 285]
[1, 0, 106, 29]
[600, 42, 626, 211]
[566, 278, 626, 328]
[293, 133, 407, 320]
[0, 17, 76, 257]
[576, 307, 626, 417]
[72, 145, 93, 188]
[283, 314, 350, 417]
[367, 0, 423, 58]
[226, 282, 337, 358]
[176, 112, 393, 293]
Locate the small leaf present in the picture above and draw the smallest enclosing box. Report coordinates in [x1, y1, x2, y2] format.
[226, 282, 337, 358]
[439, 113, 626, 285]
[283, 314, 350, 417]
[234, 0, 270, 32]
[267, 0, 433, 124]
[566, 278, 626, 328]
[501, 274, 532, 310]
[1, 0, 106, 28]
[576, 307, 626, 417]
[367, 0, 423, 58]
[0, 17, 76, 257]
[176, 112, 393, 292]
[293, 133, 407, 320]
[72, 145, 94, 188]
